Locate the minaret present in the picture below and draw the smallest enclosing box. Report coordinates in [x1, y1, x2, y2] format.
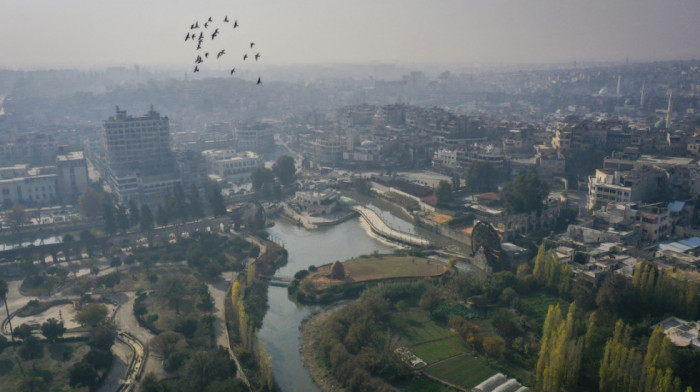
[666, 90, 673, 129]
[640, 81, 646, 107]
[616, 75, 622, 97]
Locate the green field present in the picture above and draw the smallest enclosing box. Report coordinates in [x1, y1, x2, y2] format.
[390, 310, 452, 346]
[412, 336, 466, 364]
[425, 355, 497, 389]
[521, 294, 569, 330]
[397, 376, 456, 392]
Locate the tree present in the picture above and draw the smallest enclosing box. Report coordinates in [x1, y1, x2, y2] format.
[19, 336, 43, 360]
[483, 336, 506, 359]
[434, 180, 453, 205]
[180, 348, 238, 392]
[69, 361, 98, 390]
[5, 203, 27, 245]
[159, 274, 189, 314]
[272, 155, 296, 186]
[189, 184, 205, 219]
[89, 325, 116, 350]
[149, 331, 186, 359]
[464, 161, 498, 194]
[17, 376, 48, 392]
[140, 204, 155, 232]
[501, 173, 549, 214]
[110, 256, 122, 271]
[156, 204, 169, 227]
[78, 187, 104, 219]
[0, 279, 14, 343]
[128, 199, 140, 227]
[103, 203, 117, 235]
[204, 180, 226, 217]
[14, 323, 33, 340]
[75, 303, 108, 327]
[116, 204, 130, 234]
[40, 318, 66, 343]
[251, 167, 274, 190]
[85, 348, 114, 370]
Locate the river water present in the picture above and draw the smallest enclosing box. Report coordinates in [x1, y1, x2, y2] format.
[259, 214, 400, 392]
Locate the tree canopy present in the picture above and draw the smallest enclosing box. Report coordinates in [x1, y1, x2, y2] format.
[434, 180, 453, 205]
[464, 161, 499, 194]
[272, 155, 296, 186]
[500, 173, 549, 214]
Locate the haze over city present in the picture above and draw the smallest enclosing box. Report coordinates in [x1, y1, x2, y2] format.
[1, 0, 699, 70]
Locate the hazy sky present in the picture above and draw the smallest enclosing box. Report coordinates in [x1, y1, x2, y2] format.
[1, 0, 699, 70]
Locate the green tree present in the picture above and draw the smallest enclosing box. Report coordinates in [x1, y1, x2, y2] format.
[180, 348, 238, 392]
[204, 180, 226, 217]
[140, 204, 155, 232]
[75, 303, 108, 327]
[78, 187, 104, 219]
[85, 348, 114, 370]
[0, 279, 15, 343]
[19, 335, 43, 360]
[156, 204, 169, 227]
[464, 161, 498, 193]
[40, 318, 66, 343]
[128, 199, 140, 227]
[159, 274, 189, 314]
[5, 203, 28, 245]
[189, 184, 205, 219]
[17, 376, 48, 392]
[272, 155, 296, 186]
[251, 167, 274, 190]
[88, 325, 116, 350]
[116, 204, 130, 233]
[501, 173, 550, 214]
[434, 180, 453, 205]
[69, 361, 98, 390]
[103, 203, 117, 235]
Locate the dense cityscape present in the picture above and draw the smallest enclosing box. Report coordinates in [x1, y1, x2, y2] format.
[2, 4, 700, 392]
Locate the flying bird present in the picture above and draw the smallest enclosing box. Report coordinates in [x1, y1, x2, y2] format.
[255, 53, 260, 61]
[198, 32, 203, 39]
[250, 42, 255, 48]
[211, 29, 219, 39]
[185, 32, 190, 41]
[204, 22, 209, 29]
[257, 77, 261, 85]
[194, 66, 199, 72]
[233, 20, 238, 28]
[205, 52, 209, 58]
[230, 68, 235, 75]
[197, 42, 202, 50]
[243, 54, 248, 61]
[191, 21, 199, 29]
[217, 50, 225, 59]
[195, 55, 203, 64]
[207, 17, 213, 22]
[224, 16, 229, 22]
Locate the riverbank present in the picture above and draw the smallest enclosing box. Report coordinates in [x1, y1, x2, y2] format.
[300, 307, 348, 392]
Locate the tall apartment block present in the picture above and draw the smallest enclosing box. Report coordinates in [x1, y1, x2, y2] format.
[103, 106, 180, 204]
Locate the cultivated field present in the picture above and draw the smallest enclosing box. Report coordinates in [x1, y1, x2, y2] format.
[425, 355, 497, 389]
[309, 255, 446, 288]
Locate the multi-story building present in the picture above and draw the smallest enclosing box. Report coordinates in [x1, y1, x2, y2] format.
[102, 106, 179, 204]
[0, 165, 57, 207]
[300, 132, 344, 165]
[235, 127, 274, 153]
[202, 149, 263, 184]
[56, 151, 88, 203]
[587, 167, 666, 209]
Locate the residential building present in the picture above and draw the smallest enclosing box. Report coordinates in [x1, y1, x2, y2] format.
[56, 151, 88, 203]
[587, 167, 666, 209]
[202, 149, 263, 184]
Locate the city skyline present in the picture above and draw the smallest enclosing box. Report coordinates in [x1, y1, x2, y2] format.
[1, 0, 699, 70]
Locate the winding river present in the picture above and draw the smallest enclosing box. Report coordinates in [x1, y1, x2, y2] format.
[259, 212, 402, 392]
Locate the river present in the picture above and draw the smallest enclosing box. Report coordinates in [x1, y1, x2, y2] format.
[259, 213, 401, 392]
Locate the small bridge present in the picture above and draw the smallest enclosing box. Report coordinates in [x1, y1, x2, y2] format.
[258, 275, 294, 287]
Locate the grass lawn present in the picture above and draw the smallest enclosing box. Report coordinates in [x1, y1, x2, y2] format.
[425, 355, 497, 389]
[0, 341, 90, 392]
[396, 376, 456, 392]
[411, 336, 466, 364]
[521, 294, 569, 330]
[390, 310, 452, 346]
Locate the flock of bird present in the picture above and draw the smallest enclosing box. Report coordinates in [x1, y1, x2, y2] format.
[185, 16, 262, 84]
